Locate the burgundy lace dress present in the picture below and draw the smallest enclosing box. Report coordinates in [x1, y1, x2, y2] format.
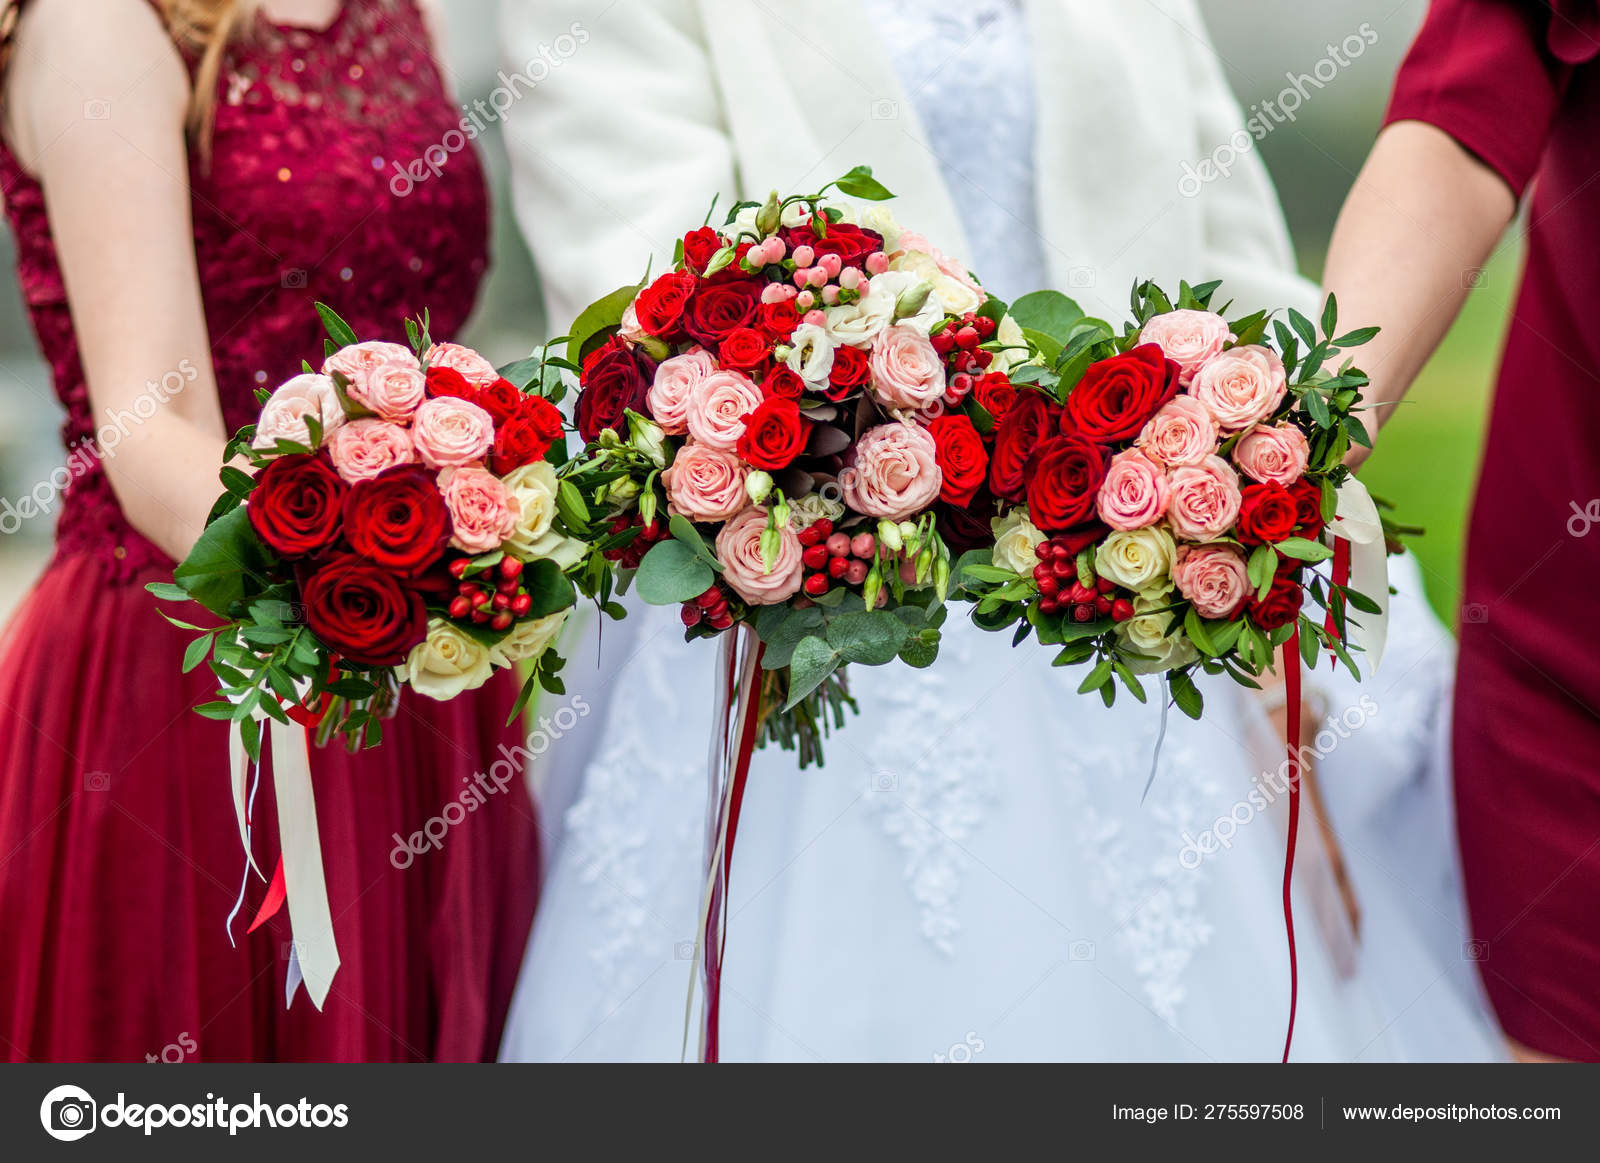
[0, 0, 539, 1061]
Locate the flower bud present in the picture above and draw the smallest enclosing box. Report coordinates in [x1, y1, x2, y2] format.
[893, 280, 934, 320]
[755, 189, 783, 236]
[638, 489, 658, 526]
[934, 552, 951, 603]
[603, 477, 640, 505]
[863, 560, 883, 612]
[745, 469, 774, 505]
[877, 519, 904, 553]
[625, 410, 668, 468]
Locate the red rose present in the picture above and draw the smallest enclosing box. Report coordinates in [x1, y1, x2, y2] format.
[1248, 570, 1304, 631]
[681, 226, 722, 275]
[718, 326, 771, 373]
[1237, 482, 1299, 545]
[1050, 520, 1110, 559]
[1026, 436, 1109, 533]
[736, 396, 810, 470]
[928, 414, 989, 507]
[634, 270, 697, 340]
[973, 372, 1016, 427]
[301, 552, 428, 667]
[756, 298, 800, 341]
[576, 336, 654, 443]
[1062, 343, 1180, 443]
[489, 396, 564, 475]
[988, 391, 1058, 500]
[426, 365, 477, 401]
[1289, 477, 1325, 537]
[683, 281, 762, 347]
[761, 366, 805, 400]
[938, 488, 998, 552]
[825, 343, 871, 399]
[342, 465, 451, 576]
[248, 453, 347, 558]
[475, 377, 524, 427]
[782, 220, 883, 268]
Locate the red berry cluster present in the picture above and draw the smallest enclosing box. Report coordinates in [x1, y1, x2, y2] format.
[602, 513, 668, 570]
[930, 312, 997, 400]
[1031, 537, 1135, 623]
[447, 555, 534, 632]
[680, 584, 735, 631]
[797, 518, 875, 597]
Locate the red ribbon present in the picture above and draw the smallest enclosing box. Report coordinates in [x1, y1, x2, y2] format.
[701, 640, 764, 1063]
[1281, 629, 1302, 1063]
[248, 856, 288, 933]
[1323, 538, 1351, 669]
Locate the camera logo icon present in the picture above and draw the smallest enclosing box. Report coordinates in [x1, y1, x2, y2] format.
[83, 770, 111, 792]
[869, 98, 898, 120]
[1461, 603, 1489, 625]
[83, 99, 111, 121]
[1461, 267, 1488, 289]
[674, 941, 696, 961]
[40, 1084, 97, 1142]
[1069, 939, 1096, 961]
[1463, 939, 1489, 962]
[281, 268, 309, 289]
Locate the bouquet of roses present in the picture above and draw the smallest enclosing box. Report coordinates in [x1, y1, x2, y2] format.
[562, 167, 1035, 768]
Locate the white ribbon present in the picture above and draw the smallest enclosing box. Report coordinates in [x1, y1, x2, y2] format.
[1329, 477, 1390, 674]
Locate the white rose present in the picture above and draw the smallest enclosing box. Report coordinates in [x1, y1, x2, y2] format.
[784, 322, 837, 389]
[1094, 525, 1177, 594]
[858, 205, 904, 252]
[861, 269, 945, 337]
[1116, 595, 1199, 675]
[503, 461, 586, 567]
[491, 609, 570, 667]
[889, 249, 984, 317]
[401, 618, 495, 701]
[989, 314, 1030, 375]
[991, 508, 1046, 575]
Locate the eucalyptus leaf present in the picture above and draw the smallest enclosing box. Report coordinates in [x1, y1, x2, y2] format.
[633, 538, 714, 605]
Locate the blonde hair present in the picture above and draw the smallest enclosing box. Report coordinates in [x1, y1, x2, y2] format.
[159, 0, 260, 152]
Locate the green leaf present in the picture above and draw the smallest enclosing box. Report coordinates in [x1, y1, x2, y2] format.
[1169, 671, 1204, 720]
[520, 558, 578, 618]
[1331, 326, 1379, 347]
[1275, 537, 1334, 563]
[1342, 586, 1382, 616]
[146, 581, 191, 602]
[566, 283, 642, 367]
[633, 538, 714, 605]
[181, 633, 214, 674]
[1302, 386, 1332, 429]
[1299, 619, 1321, 668]
[1248, 543, 1278, 602]
[1319, 293, 1337, 341]
[1288, 308, 1317, 350]
[1021, 327, 1063, 366]
[826, 609, 909, 665]
[784, 636, 839, 711]
[1184, 607, 1219, 656]
[833, 165, 894, 201]
[194, 700, 239, 721]
[1113, 662, 1148, 703]
[898, 634, 939, 669]
[315, 302, 359, 349]
[172, 505, 273, 618]
[669, 513, 723, 573]
[1077, 658, 1113, 695]
[1006, 290, 1084, 346]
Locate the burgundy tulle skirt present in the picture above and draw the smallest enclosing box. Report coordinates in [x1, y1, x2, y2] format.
[0, 549, 540, 1062]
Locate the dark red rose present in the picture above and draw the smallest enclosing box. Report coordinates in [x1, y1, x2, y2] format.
[1237, 482, 1299, 545]
[937, 488, 998, 552]
[761, 366, 805, 400]
[683, 280, 762, 347]
[634, 270, 698, 340]
[1289, 477, 1326, 537]
[1062, 343, 1180, 443]
[249, 453, 347, 558]
[782, 220, 883, 268]
[577, 336, 654, 443]
[1051, 520, 1111, 559]
[301, 553, 427, 667]
[988, 391, 1058, 500]
[426, 365, 477, 401]
[928, 414, 989, 507]
[736, 396, 810, 470]
[475, 377, 524, 427]
[1248, 570, 1304, 631]
[489, 396, 564, 475]
[1026, 436, 1109, 533]
[973, 372, 1016, 427]
[342, 465, 451, 576]
[718, 326, 771, 373]
[825, 343, 871, 399]
[681, 226, 722, 275]
[756, 298, 800, 341]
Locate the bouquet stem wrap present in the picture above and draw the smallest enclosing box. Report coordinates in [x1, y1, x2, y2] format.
[1281, 628, 1302, 1063]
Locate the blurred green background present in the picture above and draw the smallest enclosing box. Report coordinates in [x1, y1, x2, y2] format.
[0, 0, 1508, 626]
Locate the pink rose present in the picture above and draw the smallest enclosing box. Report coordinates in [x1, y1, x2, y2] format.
[438, 465, 520, 553]
[1233, 423, 1310, 486]
[648, 349, 717, 436]
[424, 342, 499, 387]
[322, 340, 417, 391]
[1138, 309, 1232, 386]
[326, 418, 415, 483]
[346, 358, 426, 422]
[1187, 344, 1286, 431]
[1167, 454, 1242, 541]
[838, 422, 943, 520]
[685, 369, 763, 451]
[1173, 543, 1251, 620]
[714, 506, 803, 606]
[411, 396, 495, 469]
[662, 442, 749, 522]
[868, 323, 946, 410]
[253, 373, 346, 450]
[1096, 448, 1171, 531]
[1136, 395, 1219, 467]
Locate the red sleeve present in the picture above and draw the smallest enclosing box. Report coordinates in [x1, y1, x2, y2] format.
[1384, 0, 1572, 198]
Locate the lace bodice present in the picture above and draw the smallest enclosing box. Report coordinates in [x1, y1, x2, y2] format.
[860, 0, 1048, 300]
[0, 0, 488, 581]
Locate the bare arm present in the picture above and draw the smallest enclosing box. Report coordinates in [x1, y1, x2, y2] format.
[1321, 121, 1516, 467]
[4, 0, 230, 560]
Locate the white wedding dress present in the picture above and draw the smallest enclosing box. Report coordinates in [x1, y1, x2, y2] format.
[500, 0, 1501, 1062]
